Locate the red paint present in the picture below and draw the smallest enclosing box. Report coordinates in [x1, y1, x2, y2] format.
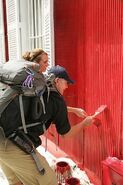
[102, 157, 123, 185]
[65, 177, 80, 185]
[56, 161, 71, 175]
[53, 0, 123, 183]
[56, 161, 71, 184]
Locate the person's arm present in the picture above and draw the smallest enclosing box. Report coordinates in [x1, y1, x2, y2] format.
[67, 106, 87, 118]
[61, 116, 93, 138]
[53, 94, 93, 138]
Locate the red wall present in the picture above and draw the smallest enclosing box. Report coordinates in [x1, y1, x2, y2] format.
[51, 0, 123, 183]
[54, 0, 86, 163]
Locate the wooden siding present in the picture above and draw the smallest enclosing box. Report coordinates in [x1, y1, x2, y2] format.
[53, 0, 123, 182]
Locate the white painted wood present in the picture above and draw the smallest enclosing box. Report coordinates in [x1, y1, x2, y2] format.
[27, 0, 55, 67]
[6, 0, 18, 60]
[0, 0, 5, 63]
[6, 0, 28, 60]
[4, 0, 55, 65]
[42, 0, 55, 67]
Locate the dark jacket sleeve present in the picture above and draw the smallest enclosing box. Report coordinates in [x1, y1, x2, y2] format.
[51, 93, 71, 135]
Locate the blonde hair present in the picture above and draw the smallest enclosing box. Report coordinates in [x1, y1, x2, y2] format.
[22, 48, 48, 63]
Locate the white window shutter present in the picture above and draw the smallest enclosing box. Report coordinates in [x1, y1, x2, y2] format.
[0, 0, 5, 63]
[42, 0, 55, 67]
[6, 0, 28, 60]
[6, 0, 18, 60]
[19, 0, 29, 54]
[5, 0, 54, 63]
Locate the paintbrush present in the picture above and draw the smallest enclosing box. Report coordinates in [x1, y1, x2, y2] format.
[91, 105, 107, 127]
[91, 105, 107, 118]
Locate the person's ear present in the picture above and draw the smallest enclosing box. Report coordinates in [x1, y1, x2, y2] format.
[54, 77, 59, 83]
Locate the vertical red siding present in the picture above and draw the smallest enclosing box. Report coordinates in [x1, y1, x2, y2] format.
[121, 0, 123, 161]
[83, 0, 123, 179]
[53, 0, 123, 182]
[54, 0, 86, 164]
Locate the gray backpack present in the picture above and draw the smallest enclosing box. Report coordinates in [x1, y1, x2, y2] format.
[0, 59, 40, 85]
[0, 60, 46, 116]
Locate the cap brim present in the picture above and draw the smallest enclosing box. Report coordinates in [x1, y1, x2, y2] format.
[67, 79, 75, 84]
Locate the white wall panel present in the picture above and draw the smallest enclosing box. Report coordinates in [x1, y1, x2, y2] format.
[0, 0, 5, 63]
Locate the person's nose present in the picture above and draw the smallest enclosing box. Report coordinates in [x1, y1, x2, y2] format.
[65, 83, 68, 88]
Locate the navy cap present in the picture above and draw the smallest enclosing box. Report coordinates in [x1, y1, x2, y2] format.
[48, 65, 75, 84]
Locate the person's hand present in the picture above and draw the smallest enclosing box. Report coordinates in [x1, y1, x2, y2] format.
[74, 108, 88, 118]
[82, 116, 94, 127]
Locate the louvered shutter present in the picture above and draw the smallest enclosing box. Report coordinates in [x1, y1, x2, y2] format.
[6, 0, 18, 60]
[42, 0, 55, 67]
[6, 0, 28, 60]
[18, 0, 29, 54]
[0, 0, 5, 63]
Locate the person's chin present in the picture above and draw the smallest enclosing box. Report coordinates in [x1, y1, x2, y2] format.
[61, 91, 64, 95]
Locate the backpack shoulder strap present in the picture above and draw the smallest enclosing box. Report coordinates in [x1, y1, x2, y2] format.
[19, 94, 28, 134]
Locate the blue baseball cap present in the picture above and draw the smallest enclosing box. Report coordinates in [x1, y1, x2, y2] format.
[48, 65, 75, 84]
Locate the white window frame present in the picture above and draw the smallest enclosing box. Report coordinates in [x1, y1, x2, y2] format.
[27, 0, 55, 67]
[4, 0, 55, 65]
